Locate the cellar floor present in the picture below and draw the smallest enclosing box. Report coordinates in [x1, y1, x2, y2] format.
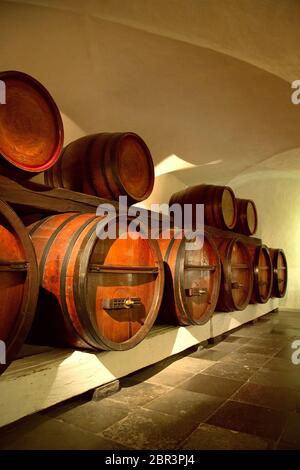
[0, 309, 300, 450]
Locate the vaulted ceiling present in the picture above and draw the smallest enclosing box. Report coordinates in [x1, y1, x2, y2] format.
[1, 0, 300, 187]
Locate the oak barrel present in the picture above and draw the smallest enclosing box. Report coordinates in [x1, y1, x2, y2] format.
[248, 245, 273, 303]
[269, 248, 288, 298]
[235, 198, 258, 236]
[158, 230, 221, 325]
[0, 71, 63, 177]
[44, 132, 154, 204]
[28, 213, 164, 350]
[0, 200, 39, 374]
[169, 184, 237, 230]
[216, 238, 253, 311]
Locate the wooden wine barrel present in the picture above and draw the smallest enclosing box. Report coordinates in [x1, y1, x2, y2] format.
[158, 230, 221, 325]
[0, 200, 39, 375]
[269, 248, 288, 298]
[0, 70, 63, 177]
[235, 198, 258, 236]
[248, 245, 273, 303]
[169, 184, 237, 230]
[44, 132, 154, 204]
[216, 238, 253, 311]
[28, 213, 164, 350]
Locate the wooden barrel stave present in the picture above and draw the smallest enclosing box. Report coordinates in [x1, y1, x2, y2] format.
[248, 245, 273, 303]
[45, 132, 155, 204]
[0, 200, 39, 374]
[169, 184, 237, 230]
[235, 198, 258, 236]
[215, 238, 253, 311]
[29, 213, 164, 350]
[269, 248, 288, 298]
[158, 230, 221, 325]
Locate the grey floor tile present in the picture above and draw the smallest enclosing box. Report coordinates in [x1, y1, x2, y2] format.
[264, 357, 298, 372]
[43, 398, 129, 434]
[209, 342, 242, 353]
[109, 380, 171, 407]
[167, 356, 215, 374]
[281, 412, 300, 446]
[128, 366, 195, 387]
[276, 440, 300, 450]
[178, 373, 243, 398]
[237, 343, 284, 356]
[102, 408, 198, 450]
[144, 388, 224, 422]
[202, 361, 257, 382]
[223, 351, 270, 368]
[207, 400, 287, 440]
[222, 336, 251, 344]
[180, 423, 270, 450]
[232, 382, 298, 412]
[250, 368, 300, 391]
[189, 348, 230, 361]
[0, 414, 129, 450]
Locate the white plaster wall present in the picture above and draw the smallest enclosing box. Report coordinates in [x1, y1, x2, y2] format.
[230, 168, 300, 309]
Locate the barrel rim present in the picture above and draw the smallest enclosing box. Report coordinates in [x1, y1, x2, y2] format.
[271, 248, 288, 298]
[0, 200, 39, 375]
[223, 237, 253, 311]
[235, 198, 258, 236]
[219, 186, 237, 230]
[174, 231, 221, 325]
[0, 70, 64, 172]
[252, 244, 273, 303]
[113, 132, 155, 203]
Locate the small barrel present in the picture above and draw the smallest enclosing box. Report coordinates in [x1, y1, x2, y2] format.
[28, 213, 164, 350]
[0, 70, 63, 177]
[248, 245, 273, 303]
[269, 248, 288, 298]
[216, 238, 253, 311]
[0, 200, 39, 375]
[169, 184, 237, 230]
[158, 230, 221, 325]
[235, 198, 258, 236]
[45, 132, 154, 204]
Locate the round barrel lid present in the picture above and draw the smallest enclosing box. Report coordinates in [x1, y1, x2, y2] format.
[0, 71, 63, 172]
[114, 133, 154, 202]
[230, 239, 253, 309]
[222, 188, 236, 229]
[180, 233, 221, 325]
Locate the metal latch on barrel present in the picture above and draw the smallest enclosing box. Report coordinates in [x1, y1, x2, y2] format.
[231, 282, 243, 289]
[0, 260, 28, 271]
[103, 297, 142, 310]
[185, 287, 208, 297]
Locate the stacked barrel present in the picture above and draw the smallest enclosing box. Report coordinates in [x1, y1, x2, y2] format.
[0, 70, 288, 373]
[168, 184, 288, 318]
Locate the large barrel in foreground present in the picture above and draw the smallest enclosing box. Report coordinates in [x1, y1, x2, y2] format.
[0, 70, 63, 177]
[0, 200, 39, 375]
[45, 132, 154, 204]
[158, 230, 221, 325]
[169, 184, 237, 230]
[248, 245, 273, 303]
[269, 248, 288, 298]
[29, 213, 164, 350]
[235, 198, 258, 236]
[216, 238, 253, 311]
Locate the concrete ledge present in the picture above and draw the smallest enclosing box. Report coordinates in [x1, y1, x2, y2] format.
[0, 298, 279, 427]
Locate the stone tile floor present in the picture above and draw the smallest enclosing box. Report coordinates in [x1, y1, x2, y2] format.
[1, 309, 300, 450]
